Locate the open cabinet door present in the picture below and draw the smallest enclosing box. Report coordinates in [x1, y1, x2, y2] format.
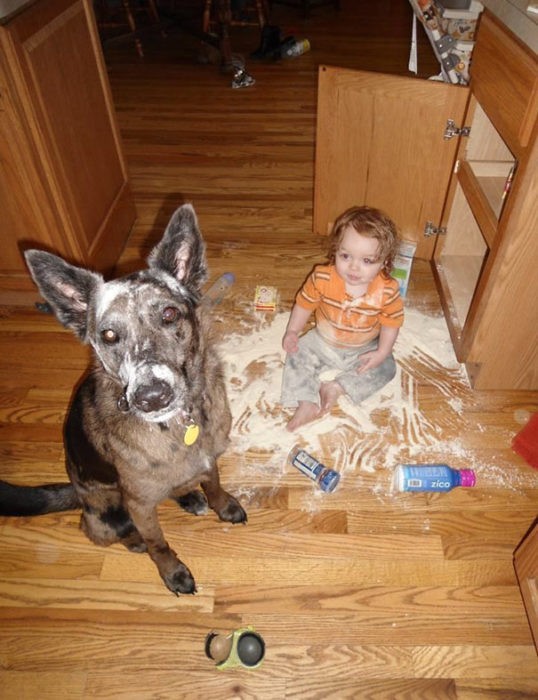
[313, 66, 469, 259]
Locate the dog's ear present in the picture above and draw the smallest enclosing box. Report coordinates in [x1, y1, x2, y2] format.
[25, 250, 102, 340]
[148, 204, 208, 292]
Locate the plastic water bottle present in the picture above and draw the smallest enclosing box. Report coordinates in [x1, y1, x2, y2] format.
[203, 272, 235, 306]
[288, 446, 340, 493]
[281, 38, 310, 59]
[393, 464, 476, 493]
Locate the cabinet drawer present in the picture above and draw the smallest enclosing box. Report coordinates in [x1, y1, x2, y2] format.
[471, 11, 538, 156]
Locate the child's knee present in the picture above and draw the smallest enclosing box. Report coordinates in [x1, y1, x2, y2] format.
[383, 355, 397, 382]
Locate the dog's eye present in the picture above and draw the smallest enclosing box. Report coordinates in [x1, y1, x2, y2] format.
[162, 306, 179, 324]
[101, 329, 119, 344]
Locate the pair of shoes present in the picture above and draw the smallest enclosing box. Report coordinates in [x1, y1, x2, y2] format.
[250, 25, 282, 60]
[278, 35, 296, 57]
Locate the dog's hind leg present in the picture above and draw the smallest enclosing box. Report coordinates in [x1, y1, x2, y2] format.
[172, 490, 208, 516]
[201, 458, 247, 524]
[81, 502, 147, 553]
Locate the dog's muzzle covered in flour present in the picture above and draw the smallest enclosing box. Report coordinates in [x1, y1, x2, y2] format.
[121, 363, 184, 423]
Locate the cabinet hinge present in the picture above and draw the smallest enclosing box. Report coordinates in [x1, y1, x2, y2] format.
[434, 34, 457, 54]
[424, 221, 447, 237]
[444, 119, 471, 140]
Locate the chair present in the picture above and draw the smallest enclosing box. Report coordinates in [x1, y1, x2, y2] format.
[94, 0, 164, 58]
[269, 0, 339, 17]
[203, 0, 269, 35]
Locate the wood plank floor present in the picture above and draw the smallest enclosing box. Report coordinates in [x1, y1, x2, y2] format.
[1, 1, 538, 697]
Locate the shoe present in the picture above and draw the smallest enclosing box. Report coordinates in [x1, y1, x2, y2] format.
[250, 25, 282, 60]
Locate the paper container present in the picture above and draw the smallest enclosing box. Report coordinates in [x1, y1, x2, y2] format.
[392, 241, 417, 297]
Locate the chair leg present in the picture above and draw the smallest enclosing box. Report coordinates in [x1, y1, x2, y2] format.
[203, 0, 212, 34]
[146, 0, 161, 26]
[147, 0, 166, 39]
[121, 0, 144, 58]
[254, 0, 269, 28]
[216, 0, 233, 70]
[121, 0, 137, 33]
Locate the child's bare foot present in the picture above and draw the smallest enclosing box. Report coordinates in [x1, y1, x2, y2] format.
[286, 401, 321, 432]
[319, 381, 344, 414]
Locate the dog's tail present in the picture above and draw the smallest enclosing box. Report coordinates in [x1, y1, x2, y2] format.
[0, 480, 80, 516]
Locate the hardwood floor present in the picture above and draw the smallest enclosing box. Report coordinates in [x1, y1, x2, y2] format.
[1, 1, 538, 697]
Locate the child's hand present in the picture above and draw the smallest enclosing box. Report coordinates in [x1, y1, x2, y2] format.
[357, 350, 386, 374]
[283, 330, 300, 354]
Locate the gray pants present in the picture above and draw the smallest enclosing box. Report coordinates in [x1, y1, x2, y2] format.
[281, 329, 396, 408]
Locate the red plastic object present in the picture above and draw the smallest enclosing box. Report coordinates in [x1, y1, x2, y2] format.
[512, 414, 538, 470]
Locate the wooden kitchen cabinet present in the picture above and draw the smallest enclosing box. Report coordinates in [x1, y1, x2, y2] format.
[313, 10, 538, 391]
[0, 0, 136, 299]
[514, 519, 538, 653]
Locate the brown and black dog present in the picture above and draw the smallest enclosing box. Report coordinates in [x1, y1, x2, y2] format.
[0, 204, 246, 594]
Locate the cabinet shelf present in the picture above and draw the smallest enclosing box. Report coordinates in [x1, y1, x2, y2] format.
[433, 179, 488, 342]
[435, 254, 485, 344]
[466, 160, 515, 219]
[457, 160, 498, 247]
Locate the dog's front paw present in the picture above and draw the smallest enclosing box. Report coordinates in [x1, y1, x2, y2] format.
[216, 495, 247, 524]
[162, 562, 197, 596]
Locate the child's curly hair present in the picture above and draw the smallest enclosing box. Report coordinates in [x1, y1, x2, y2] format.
[327, 205, 400, 277]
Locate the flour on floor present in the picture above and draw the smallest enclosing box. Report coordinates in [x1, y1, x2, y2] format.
[217, 307, 533, 503]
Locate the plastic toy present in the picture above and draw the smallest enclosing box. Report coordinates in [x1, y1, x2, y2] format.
[205, 626, 265, 670]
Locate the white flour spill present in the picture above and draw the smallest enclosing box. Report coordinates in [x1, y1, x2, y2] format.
[216, 306, 534, 505]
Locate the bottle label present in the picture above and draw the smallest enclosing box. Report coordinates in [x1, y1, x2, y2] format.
[397, 464, 455, 492]
[290, 449, 324, 481]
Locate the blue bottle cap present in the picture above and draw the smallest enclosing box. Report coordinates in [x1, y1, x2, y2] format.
[319, 469, 340, 493]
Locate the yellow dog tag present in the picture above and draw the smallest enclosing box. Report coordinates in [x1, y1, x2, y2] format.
[184, 423, 200, 446]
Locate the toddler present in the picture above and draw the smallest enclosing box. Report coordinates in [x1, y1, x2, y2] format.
[281, 205, 404, 431]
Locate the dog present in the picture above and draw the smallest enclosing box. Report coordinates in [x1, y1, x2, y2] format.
[0, 204, 246, 595]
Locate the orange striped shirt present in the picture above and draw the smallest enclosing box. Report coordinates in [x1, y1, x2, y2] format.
[296, 264, 404, 348]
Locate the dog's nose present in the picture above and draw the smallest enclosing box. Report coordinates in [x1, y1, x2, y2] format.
[133, 381, 173, 413]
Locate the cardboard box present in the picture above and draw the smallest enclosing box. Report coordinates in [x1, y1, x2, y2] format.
[254, 285, 277, 311]
[392, 241, 417, 298]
